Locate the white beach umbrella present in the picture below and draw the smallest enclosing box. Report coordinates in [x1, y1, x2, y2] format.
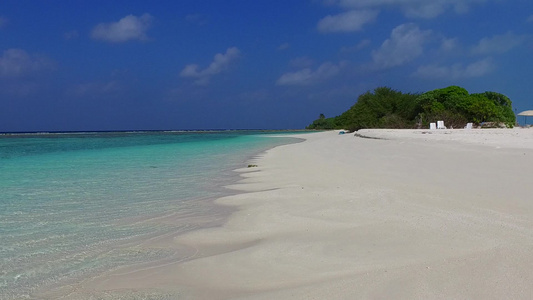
[518, 110, 533, 125]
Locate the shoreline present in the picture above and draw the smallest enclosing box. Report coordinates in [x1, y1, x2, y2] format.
[45, 129, 533, 299]
[34, 133, 304, 299]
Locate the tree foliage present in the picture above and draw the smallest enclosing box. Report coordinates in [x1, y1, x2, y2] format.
[417, 86, 515, 127]
[307, 86, 516, 131]
[306, 113, 338, 129]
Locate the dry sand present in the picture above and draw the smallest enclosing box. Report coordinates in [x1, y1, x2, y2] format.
[53, 128, 533, 299]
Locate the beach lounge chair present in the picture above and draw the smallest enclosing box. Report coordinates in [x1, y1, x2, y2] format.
[465, 123, 473, 130]
[437, 121, 446, 129]
[430, 123, 437, 130]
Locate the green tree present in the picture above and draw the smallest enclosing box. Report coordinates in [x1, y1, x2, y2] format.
[467, 94, 499, 124]
[417, 86, 515, 128]
[480, 91, 515, 126]
[306, 113, 337, 129]
[416, 86, 472, 127]
[335, 87, 419, 131]
[307, 86, 515, 130]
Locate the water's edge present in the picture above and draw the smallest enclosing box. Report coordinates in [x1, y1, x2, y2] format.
[33, 135, 306, 299]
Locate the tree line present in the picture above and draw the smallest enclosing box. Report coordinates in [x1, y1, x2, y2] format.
[307, 86, 516, 131]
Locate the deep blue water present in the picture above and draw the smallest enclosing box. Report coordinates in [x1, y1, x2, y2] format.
[0, 131, 301, 299]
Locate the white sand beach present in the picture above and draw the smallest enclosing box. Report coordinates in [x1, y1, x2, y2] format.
[56, 128, 533, 299]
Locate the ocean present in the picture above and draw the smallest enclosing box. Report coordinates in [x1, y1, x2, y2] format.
[0, 130, 301, 299]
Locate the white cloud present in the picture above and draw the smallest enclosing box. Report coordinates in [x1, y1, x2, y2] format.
[276, 62, 343, 86]
[91, 14, 153, 43]
[440, 37, 458, 52]
[318, 10, 378, 33]
[413, 58, 494, 79]
[0, 48, 53, 78]
[471, 32, 528, 55]
[329, 0, 485, 19]
[371, 23, 431, 68]
[180, 47, 241, 85]
[341, 39, 371, 52]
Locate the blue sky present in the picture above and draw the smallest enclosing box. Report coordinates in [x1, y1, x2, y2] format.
[1, 0, 532, 131]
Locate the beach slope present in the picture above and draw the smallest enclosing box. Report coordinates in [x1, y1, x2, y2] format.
[79, 129, 533, 299]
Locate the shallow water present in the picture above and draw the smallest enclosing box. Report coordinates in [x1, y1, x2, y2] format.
[0, 131, 300, 299]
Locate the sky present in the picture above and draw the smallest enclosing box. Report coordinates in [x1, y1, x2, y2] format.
[1, 0, 533, 132]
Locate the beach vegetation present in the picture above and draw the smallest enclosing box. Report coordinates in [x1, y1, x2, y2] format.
[306, 113, 339, 129]
[307, 86, 516, 130]
[416, 86, 515, 128]
[307, 87, 420, 131]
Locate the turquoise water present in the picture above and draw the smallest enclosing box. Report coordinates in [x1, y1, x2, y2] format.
[0, 131, 300, 299]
